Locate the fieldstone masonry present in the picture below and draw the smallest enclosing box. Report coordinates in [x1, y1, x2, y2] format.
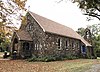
[11, 12, 94, 59]
[25, 13, 81, 57]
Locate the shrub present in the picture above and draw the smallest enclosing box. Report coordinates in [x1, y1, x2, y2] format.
[54, 55, 63, 61]
[27, 54, 79, 62]
[96, 51, 100, 57]
[37, 55, 56, 62]
[27, 54, 37, 62]
[62, 54, 79, 60]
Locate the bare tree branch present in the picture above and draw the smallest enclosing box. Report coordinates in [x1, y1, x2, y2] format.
[84, 13, 100, 20]
[95, 7, 100, 12]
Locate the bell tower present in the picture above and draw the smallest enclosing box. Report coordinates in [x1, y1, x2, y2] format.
[84, 28, 92, 44]
[84, 28, 96, 58]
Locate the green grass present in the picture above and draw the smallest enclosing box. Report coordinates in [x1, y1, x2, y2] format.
[28, 59, 98, 72]
[0, 58, 99, 72]
[53, 59, 94, 72]
[0, 51, 99, 72]
[64, 61, 92, 72]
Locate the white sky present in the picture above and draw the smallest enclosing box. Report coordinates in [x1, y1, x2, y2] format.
[26, 0, 100, 31]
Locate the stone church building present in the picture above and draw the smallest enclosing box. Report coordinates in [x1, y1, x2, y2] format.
[11, 11, 95, 59]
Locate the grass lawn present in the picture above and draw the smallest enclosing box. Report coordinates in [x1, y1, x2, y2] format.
[0, 59, 100, 72]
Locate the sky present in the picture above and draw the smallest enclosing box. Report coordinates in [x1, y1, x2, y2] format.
[26, 0, 100, 31]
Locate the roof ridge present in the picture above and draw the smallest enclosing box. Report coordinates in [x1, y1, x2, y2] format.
[29, 11, 46, 32]
[29, 11, 72, 30]
[28, 11, 91, 46]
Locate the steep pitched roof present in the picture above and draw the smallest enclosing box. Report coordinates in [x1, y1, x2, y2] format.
[16, 30, 32, 41]
[29, 11, 91, 46]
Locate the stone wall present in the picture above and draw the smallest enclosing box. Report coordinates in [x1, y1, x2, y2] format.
[25, 12, 81, 57]
[44, 33, 81, 57]
[26, 13, 46, 56]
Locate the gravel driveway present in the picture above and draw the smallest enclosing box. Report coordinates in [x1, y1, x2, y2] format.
[85, 60, 100, 72]
[85, 64, 100, 72]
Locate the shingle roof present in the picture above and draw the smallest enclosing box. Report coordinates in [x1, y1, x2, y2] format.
[29, 11, 91, 46]
[16, 30, 32, 41]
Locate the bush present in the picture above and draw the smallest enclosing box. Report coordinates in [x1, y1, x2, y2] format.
[64, 55, 78, 60]
[37, 55, 56, 62]
[61, 54, 79, 60]
[96, 50, 100, 57]
[54, 55, 63, 61]
[27, 54, 37, 62]
[27, 54, 79, 62]
[28, 55, 56, 62]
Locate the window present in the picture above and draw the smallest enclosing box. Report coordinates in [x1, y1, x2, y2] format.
[76, 42, 79, 48]
[67, 40, 70, 47]
[29, 25, 32, 30]
[57, 38, 62, 50]
[39, 44, 42, 50]
[58, 39, 60, 48]
[72, 41, 75, 50]
[40, 44, 42, 48]
[81, 45, 86, 54]
[72, 42, 74, 48]
[23, 42, 29, 51]
[65, 40, 68, 50]
[35, 44, 39, 50]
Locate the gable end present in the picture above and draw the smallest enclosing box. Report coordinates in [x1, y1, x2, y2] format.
[28, 12, 45, 32]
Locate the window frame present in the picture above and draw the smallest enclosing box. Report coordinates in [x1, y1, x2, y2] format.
[35, 43, 39, 50]
[57, 38, 62, 50]
[65, 40, 69, 50]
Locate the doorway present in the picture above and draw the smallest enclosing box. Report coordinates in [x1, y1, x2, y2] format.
[22, 42, 31, 58]
[13, 38, 18, 52]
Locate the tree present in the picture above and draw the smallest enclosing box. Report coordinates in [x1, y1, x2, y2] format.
[77, 24, 100, 56]
[0, 0, 27, 28]
[76, 27, 85, 37]
[87, 24, 100, 56]
[73, 0, 100, 20]
[0, 0, 27, 51]
[58, 0, 100, 20]
[0, 31, 10, 51]
[87, 24, 100, 37]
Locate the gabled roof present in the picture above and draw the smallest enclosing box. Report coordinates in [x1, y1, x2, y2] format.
[29, 11, 91, 46]
[16, 30, 32, 41]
